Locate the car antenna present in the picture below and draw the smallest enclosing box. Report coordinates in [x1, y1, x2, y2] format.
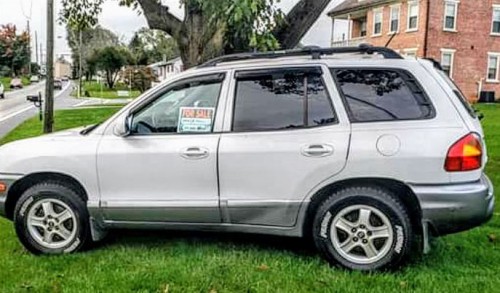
[385, 32, 397, 48]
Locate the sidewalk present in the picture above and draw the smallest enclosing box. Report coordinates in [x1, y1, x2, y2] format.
[73, 97, 133, 107]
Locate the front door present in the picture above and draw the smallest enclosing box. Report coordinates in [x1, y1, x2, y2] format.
[97, 73, 227, 223]
[218, 67, 351, 227]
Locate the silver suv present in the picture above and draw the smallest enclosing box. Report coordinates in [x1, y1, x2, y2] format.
[0, 46, 494, 271]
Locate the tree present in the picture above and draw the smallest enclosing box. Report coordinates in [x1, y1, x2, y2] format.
[128, 27, 179, 65]
[60, 0, 104, 95]
[67, 25, 121, 80]
[92, 46, 128, 89]
[30, 62, 40, 75]
[122, 66, 157, 92]
[62, 0, 333, 68]
[0, 24, 30, 76]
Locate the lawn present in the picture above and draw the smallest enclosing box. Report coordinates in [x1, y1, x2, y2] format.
[0, 105, 499, 292]
[74, 81, 141, 99]
[1, 76, 31, 92]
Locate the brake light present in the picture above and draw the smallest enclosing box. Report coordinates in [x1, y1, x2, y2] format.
[445, 133, 483, 172]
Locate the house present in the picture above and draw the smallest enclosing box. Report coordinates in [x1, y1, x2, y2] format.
[328, 0, 500, 101]
[54, 58, 72, 79]
[148, 57, 183, 82]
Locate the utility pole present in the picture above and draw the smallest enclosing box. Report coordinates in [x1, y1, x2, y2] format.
[35, 31, 38, 64]
[78, 29, 82, 99]
[44, 0, 55, 133]
[27, 20, 31, 76]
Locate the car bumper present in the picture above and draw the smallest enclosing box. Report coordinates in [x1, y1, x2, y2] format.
[0, 173, 24, 218]
[410, 173, 495, 236]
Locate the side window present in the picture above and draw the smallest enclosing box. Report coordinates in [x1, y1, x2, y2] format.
[232, 69, 336, 132]
[332, 69, 434, 122]
[131, 74, 224, 134]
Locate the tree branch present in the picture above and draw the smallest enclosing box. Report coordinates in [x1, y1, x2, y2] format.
[136, 0, 184, 40]
[273, 0, 332, 49]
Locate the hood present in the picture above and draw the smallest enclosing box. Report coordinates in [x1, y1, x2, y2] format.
[43, 127, 86, 138]
[0, 127, 101, 175]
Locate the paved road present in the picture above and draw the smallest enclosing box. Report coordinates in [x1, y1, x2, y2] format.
[0, 81, 80, 139]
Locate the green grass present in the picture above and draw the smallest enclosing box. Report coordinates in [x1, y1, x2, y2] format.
[0, 107, 121, 146]
[73, 81, 141, 99]
[1, 76, 31, 92]
[0, 105, 499, 292]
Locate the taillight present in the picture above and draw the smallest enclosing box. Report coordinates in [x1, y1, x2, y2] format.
[445, 133, 483, 172]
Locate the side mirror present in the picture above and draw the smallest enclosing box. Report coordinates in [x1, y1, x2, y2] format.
[113, 115, 133, 137]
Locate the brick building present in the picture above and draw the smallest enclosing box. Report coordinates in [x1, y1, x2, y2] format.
[328, 0, 500, 101]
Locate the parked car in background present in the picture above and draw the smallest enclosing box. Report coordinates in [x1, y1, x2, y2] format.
[54, 79, 63, 90]
[61, 76, 69, 82]
[30, 76, 40, 83]
[9, 78, 23, 89]
[0, 83, 4, 99]
[0, 45, 494, 272]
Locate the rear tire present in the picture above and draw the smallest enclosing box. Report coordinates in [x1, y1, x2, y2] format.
[312, 186, 413, 271]
[14, 182, 91, 255]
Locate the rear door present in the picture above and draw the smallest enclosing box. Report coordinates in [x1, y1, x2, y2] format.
[218, 66, 351, 227]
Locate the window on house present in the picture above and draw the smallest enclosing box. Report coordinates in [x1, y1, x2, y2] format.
[373, 9, 383, 35]
[441, 50, 455, 77]
[331, 69, 434, 122]
[390, 5, 400, 33]
[232, 69, 336, 132]
[492, 6, 500, 34]
[444, 1, 458, 31]
[408, 2, 419, 31]
[404, 49, 418, 58]
[360, 20, 367, 37]
[487, 54, 499, 81]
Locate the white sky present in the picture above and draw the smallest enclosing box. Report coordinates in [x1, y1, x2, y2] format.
[0, 0, 347, 61]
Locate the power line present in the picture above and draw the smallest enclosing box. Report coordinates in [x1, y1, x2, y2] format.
[20, 0, 33, 20]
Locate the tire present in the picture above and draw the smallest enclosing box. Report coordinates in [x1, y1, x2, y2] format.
[312, 186, 413, 271]
[13, 182, 91, 255]
[0, 94, 4, 99]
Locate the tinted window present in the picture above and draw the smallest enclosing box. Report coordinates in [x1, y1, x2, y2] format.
[233, 70, 336, 132]
[332, 69, 433, 122]
[131, 75, 224, 134]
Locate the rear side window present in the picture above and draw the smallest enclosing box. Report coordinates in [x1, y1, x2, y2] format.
[232, 69, 336, 132]
[435, 69, 477, 118]
[332, 69, 434, 122]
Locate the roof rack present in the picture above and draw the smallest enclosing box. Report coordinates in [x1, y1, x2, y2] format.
[198, 44, 403, 68]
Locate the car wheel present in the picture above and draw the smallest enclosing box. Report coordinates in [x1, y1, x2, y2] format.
[0, 94, 4, 99]
[312, 186, 413, 271]
[14, 182, 91, 255]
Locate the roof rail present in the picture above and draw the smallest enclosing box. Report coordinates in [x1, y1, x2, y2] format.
[198, 44, 403, 68]
[422, 58, 444, 71]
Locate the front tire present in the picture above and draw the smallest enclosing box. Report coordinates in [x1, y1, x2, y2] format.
[312, 186, 413, 271]
[14, 182, 91, 254]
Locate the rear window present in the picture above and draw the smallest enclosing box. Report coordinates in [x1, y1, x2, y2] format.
[435, 69, 477, 118]
[331, 69, 435, 122]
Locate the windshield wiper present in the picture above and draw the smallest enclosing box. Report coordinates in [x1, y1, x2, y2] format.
[80, 123, 102, 135]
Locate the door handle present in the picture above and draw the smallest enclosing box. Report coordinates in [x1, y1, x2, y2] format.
[301, 144, 334, 157]
[181, 147, 209, 159]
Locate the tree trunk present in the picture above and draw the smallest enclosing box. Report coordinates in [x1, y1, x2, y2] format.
[136, 0, 332, 67]
[273, 0, 332, 49]
[106, 70, 115, 89]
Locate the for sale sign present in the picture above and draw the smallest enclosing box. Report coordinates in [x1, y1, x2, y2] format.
[178, 107, 215, 133]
